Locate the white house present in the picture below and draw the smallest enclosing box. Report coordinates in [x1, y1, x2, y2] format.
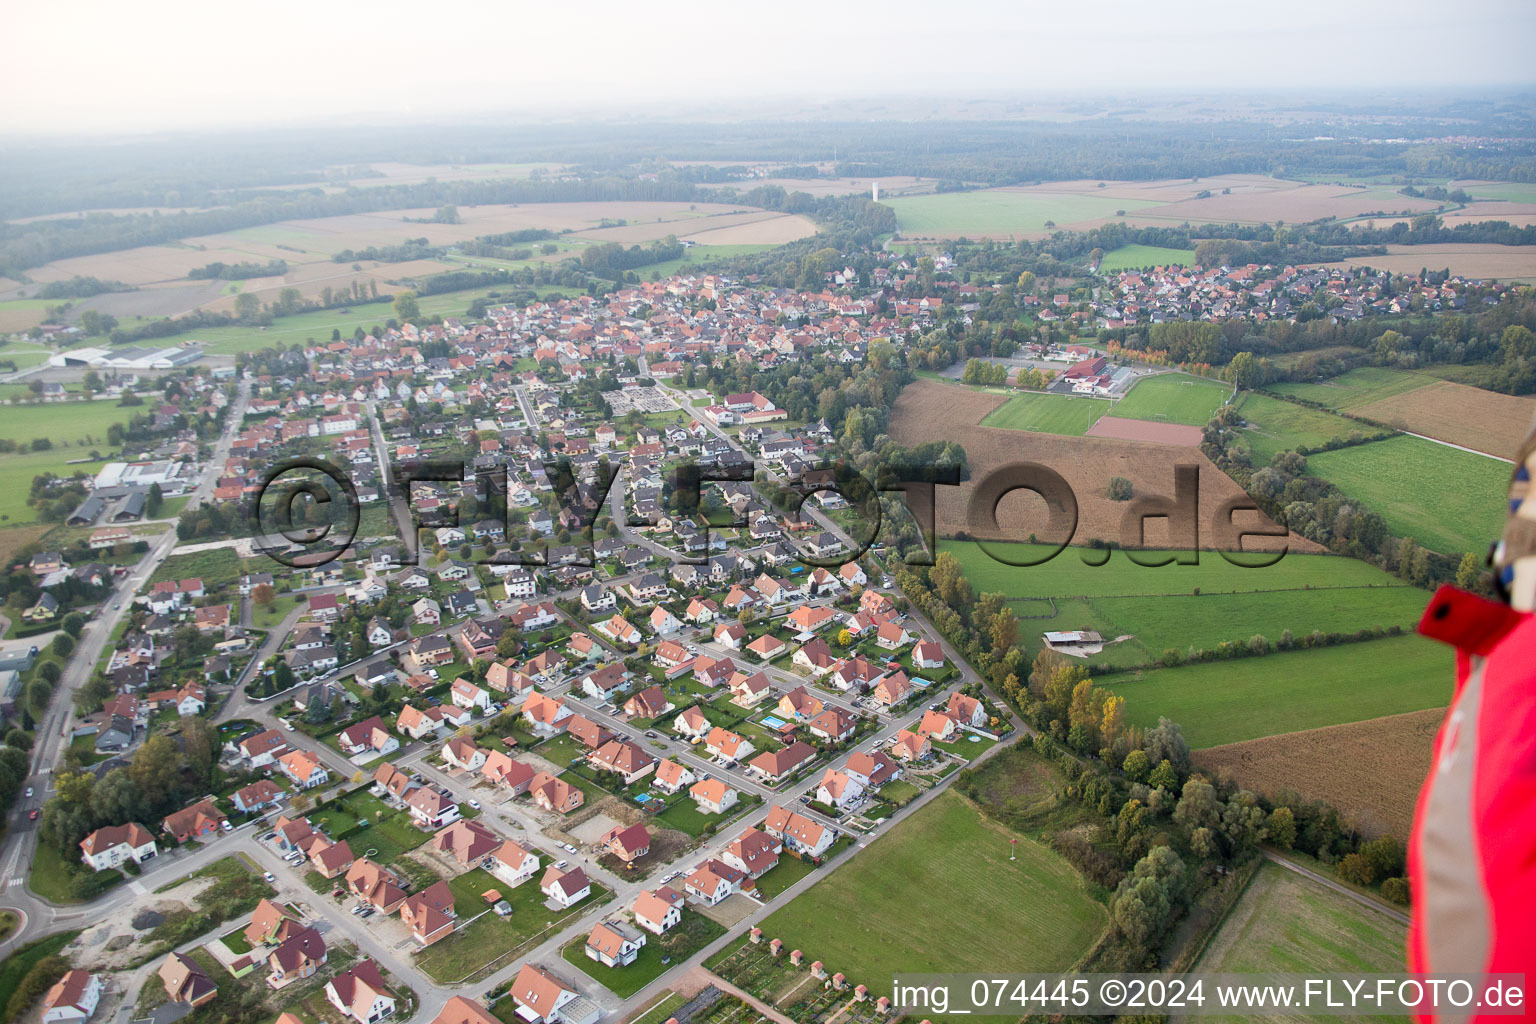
[77, 824, 157, 870]
[631, 889, 682, 935]
[490, 840, 540, 888]
[450, 679, 492, 713]
[42, 970, 102, 1024]
[324, 960, 396, 1024]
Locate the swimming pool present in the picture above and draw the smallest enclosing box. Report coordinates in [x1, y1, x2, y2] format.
[761, 715, 788, 728]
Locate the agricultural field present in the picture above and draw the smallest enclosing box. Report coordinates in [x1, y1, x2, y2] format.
[1314, 243, 1536, 282]
[884, 189, 1159, 238]
[1349, 379, 1535, 460]
[977, 392, 1109, 435]
[1264, 366, 1433, 413]
[1198, 864, 1409, 1023]
[888, 379, 1306, 554]
[1193, 708, 1442, 840]
[757, 791, 1105, 992]
[0, 398, 134, 448]
[1303, 436, 1508, 556]
[1109, 373, 1231, 426]
[1106, 634, 1451, 748]
[1233, 392, 1378, 462]
[0, 447, 117, 526]
[1097, 244, 1196, 272]
[945, 538, 1430, 669]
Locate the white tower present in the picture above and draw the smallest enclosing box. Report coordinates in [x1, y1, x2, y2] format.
[872, 181, 880, 203]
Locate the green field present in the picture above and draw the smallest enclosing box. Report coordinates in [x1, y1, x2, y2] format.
[944, 540, 1410, 599]
[757, 791, 1105, 988]
[1054, 585, 1432, 669]
[181, 284, 583, 356]
[1108, 634, 1451, 748]
[0, 448, 116, 525]
[1110, 373, 1231, 425]
[1265, 366, 1431, 413]
[884, 190, 1160, 237]
[150, 546, 251, 589]
[0, 398, 134, 447]
[1463, 182, 1536, 204]
[1198, 863, 1409, 1023]
[1097, 244, 1196, 273]
[1234, 392, 1377, 462]
[978, 392, 1109, 435]
[1304, 435, 1508, 556]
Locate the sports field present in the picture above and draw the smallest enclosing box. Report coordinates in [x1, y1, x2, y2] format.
[1264, 366, 1430, 413]
[1097, 244, 1196, 273]
[884, 190, 1158, 238]
[1303, 435, 1508, 556]
[758, 792, 1104, 986]
[978, 392, 1109, 435]
[1107, 634, 1450, 748]
[1234, 392, 1376, 462]
[1110, 374, 1230, 426]
[1198, 864, 1408, 1023]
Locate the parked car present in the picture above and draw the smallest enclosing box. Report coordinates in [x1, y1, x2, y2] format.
[358, 907, 373, 919]
[644, 731, 658, 739]
[23, 787, 32, 798]
[28, 809, 39, 820]
[799, 795, 811, 804]
[562, 843, 576, 853]
[263, 872, 276, 883]
[221, 820, 234, 832]
[351, 905, 365, 915]
[554, 859, 568, 869]
[468, 799, 481, 810]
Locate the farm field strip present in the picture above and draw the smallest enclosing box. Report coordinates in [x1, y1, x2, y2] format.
[1303, 435, 1508, 556]
[1264, 366, 1433, 413]
[1234, 392, 1379, 463]
[1197, 863, 1410, 1024]
[1107, 634, 1451, 748]
[1097, 244, 1196, 272]
[1347, 378, 1536, 460]
[1193, 708, 1443, 840]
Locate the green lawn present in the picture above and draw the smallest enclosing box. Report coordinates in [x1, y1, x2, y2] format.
[1110, 373, 1231, 425]
[757, 791, 1104, 991]
[751, 854, 818, 900]
[251, 592, 304, 629]
[1235, 391, 1379, 462]
[1265, 366, 1433, 413]
[1304, 435, 1508, 556]
[884, 190, 1160, 237]
[978, 392, 1109, 436]
[560, 912, 725, 997]
[629, 993, 687, 1024]
[1097, 244, 1196, 273]
[1108, 634, 1451, 748]
[1197, 863, 1409, 1023]
[28, 843, 122, 904]
[414, 877, 608, 984]
[653, 797, 722, 837]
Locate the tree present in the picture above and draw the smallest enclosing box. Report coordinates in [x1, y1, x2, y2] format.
[1455, 552, 1483, 592]
[1121, 748, 1150, 783]
[61, 612, 86, 638]
[1147, 757, 1176, 793]
[1266, 806, 1297, 850]
[273, 660, 296, 692]
[393, 291, 421, 322]
[1016, 270, 1036, 292]
[37, 661, 60, 684]
[27, 678, 50, 709]
[146, 482, 164, 517]
[129, 734, 181, 797]
[496, 630, 520, 659]
[252, 583, 276, 607]
[1228, 350, 1260, 388]
[1173, 778, 1221, 831]
[49, 633, 74, 658]
[1144, 718, 1191, 777]
[234, 292, 261, 321]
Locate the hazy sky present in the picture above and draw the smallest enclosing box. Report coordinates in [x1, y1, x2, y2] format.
[4, 0, 1535, 135]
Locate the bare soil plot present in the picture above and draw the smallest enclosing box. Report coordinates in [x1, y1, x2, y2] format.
[1193, 707, 1443, 840]
[1312, 243, 1536, 282]
[1352, 379, 1536, 459]
[679, 213, 818, 245]
[888, 378, 1310, 553]
[1084, 416, 1203, 445]
[745, 175, 933, 198]
[1353, 201, 1536, 231]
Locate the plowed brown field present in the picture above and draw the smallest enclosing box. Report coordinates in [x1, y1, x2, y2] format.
[1193, 708, 1444, 840]
[1352, 379, 1535, 460]
[890, 378, 1311, 552]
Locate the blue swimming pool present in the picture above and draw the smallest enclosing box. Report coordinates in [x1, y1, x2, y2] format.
[761, 715, 788, 728]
